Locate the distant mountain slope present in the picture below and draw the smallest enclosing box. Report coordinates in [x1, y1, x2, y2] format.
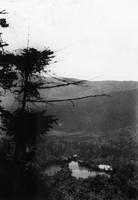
[2, 78, 138, 108]
[1, 78, 138, 135]
[39, 79, 138, 101]
[85, 80, 138, 93]
[46, 88, 138, 134]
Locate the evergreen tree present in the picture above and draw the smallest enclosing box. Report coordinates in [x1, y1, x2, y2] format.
[0, 9, 8, 54]
[0, 47, 57, 162]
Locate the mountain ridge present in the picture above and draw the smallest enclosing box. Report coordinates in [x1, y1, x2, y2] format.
[1, 78, 138, 136]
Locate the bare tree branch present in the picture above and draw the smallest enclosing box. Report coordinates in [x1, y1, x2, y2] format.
[28, 93, 110, 103]
[50, 76, 71, 83]
[0, 10, 7, 14]
[50, 75, 86, 84]
[39, 80, 86, 89]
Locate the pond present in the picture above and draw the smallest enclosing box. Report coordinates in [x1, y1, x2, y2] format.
[69, 161, 110, 178]
[44, 160, 110, 179]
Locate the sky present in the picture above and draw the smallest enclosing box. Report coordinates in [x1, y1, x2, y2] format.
[0, 0, 138, 81]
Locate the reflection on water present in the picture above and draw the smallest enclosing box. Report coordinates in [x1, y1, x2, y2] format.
[45, 161, 110, 179]
[69, 161, 110, 179]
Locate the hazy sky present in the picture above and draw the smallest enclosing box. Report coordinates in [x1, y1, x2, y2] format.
[1, 0, 138, 81]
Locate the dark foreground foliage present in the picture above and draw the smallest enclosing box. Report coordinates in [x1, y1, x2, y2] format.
[42, 163, 138, 200]
[0, 159, 49, 200]
[0, 125, 138, 200]
[0, 158, 137, 200]
[34, 125, 138, 200]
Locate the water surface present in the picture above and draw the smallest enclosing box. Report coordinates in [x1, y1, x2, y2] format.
[69, 161, 110, 179]
[45, 160, 110, 179]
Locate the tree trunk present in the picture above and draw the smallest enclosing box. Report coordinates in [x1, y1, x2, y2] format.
[14, 73, 28, 163]
[21, 74, 28, 111]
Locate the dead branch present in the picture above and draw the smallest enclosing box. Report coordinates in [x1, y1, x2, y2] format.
[39, 80, 86, 89]
[50, 75, 86, 84]
[28, 93, 110, 103]
[0, 10, 7, 14]
[50, 76, 71, 83]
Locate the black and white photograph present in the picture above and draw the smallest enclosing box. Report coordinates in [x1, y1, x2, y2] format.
[0, 0, 138, 199]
